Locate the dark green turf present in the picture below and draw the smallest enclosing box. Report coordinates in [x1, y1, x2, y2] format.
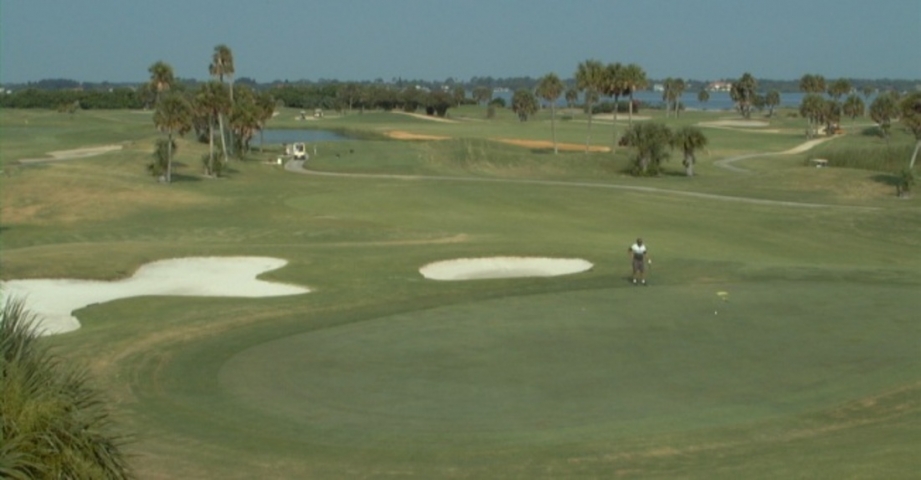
[211, 282, 918, 450]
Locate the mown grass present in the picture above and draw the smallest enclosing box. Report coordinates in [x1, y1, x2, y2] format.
[1, 106, 919, 479]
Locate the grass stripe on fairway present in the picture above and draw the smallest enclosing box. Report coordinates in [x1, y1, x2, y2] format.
[196, 282, 919, 453]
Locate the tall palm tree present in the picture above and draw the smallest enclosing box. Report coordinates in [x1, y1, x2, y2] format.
[153, 92, 193, 183]
[536, 72, 565, 154]
[210, 44, 235, 101]
[765, 90, 781, 118]
[800, 93, 827, 138]
[209, 45, 235, 157]
[898, 92, 921, 169]
[827, 78, 852, 128]
[254, 91, 276, 151]
[575, 59, 605, 153]
[731, 72, 758, 119]
[671, 126, 709, 176]
[601, 62, 625, 150]
[622, 63, 647, 126]
[147, 60, 175, 106]
[195, 81, 231, 176]
[799, 74, 826, 95]
[662, 78, 685, 118]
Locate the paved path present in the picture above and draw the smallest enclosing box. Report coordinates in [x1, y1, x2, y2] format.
[713, 136, 839, 173]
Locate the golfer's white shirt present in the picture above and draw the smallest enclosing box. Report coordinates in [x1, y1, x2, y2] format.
[630, 243, 646, 258]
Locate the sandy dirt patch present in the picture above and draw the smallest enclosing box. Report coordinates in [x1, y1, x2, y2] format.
[392, 111, 459, 123]
[700, 120, 770, 128]
[591, 114, 651, 122]
[1, 257, 309, 336]
[386, 130, 452, 140]
[494, 138, 611, 152]
[419, 257, 593, 281]
[18, 144, 123, 164]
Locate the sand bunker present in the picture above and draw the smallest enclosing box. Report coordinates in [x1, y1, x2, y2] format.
[386, 130, 451, 140]
[494, 138, 611, 152]
[700, 120, 770, 128]
[0, 257, 309, 336]
[419, 257, 593, 281]
[18, 144, 123, 164]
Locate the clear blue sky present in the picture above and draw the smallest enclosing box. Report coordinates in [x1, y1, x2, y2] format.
[1, 0, 919, 84]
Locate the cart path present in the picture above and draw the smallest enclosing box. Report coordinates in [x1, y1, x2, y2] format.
[714, 136, 839, 173]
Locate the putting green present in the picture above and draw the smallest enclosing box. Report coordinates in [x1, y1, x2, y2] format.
[216, 282, 919, 449]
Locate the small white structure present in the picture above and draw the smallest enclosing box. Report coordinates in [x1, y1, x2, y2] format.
[286, 142, 308, 160]
[811, 158, 828, 168]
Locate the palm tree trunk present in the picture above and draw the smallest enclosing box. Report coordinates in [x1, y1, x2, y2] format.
[217, 113, 229, 165]
[585, 97, 594, 154]
[628, 92, 635, 126]
[550, 104, 558, 155]
[208, 119, 215, 176]
[910, 139, 921, 170]
[166, 131, 173, 184]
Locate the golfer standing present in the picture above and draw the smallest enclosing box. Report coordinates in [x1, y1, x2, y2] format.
[628, 238, 650, 285]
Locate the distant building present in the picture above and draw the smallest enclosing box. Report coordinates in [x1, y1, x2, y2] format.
[707, 81, 732, 92]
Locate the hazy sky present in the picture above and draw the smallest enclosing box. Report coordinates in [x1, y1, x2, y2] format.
[1, 0, 919, 84]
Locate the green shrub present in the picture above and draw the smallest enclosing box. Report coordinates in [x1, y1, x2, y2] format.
[0, 298, 131, 479]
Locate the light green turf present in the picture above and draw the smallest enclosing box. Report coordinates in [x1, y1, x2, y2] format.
[1, 107, 919, 479]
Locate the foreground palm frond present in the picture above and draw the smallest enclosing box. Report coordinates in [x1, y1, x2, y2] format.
[0, 296, 132, 479]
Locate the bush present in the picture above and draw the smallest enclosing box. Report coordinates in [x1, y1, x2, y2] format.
[0, 297, 131, 479]
[896, 168, 915, 197]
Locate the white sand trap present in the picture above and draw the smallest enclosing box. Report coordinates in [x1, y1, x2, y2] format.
[0, 257, 309, 336]
[419, 257, 593, 281]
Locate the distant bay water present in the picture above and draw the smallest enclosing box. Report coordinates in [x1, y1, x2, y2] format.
[494, 90, 879, 111]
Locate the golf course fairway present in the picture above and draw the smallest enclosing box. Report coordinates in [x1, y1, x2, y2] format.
[1, 107, 919, 478]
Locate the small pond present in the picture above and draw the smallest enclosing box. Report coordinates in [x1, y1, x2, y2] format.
[254, 129, 350, 146]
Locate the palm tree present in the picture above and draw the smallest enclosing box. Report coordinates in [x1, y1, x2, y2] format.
[827, 78, 852, 129]
[229, 85, 262, 156]
[621, 122, 672, 176]
[622, 63, 648, 126]
[210, 44, 235, 101]
[800, 93, 827, 138]
[671, 126, 708, 176]
[511, 89, 539, 121]
[842, 94, 865, 122]
[575, 59, 605, 153]
[799, 74, 827, 95]
[209, 45, 235, 157]
[870, 92, 899, 143]
[697, 89, 710, 110]
[662, 78, 685, 118]
[600, 62, 625, 149]
[254, 91, 276, 150]
[899, 92, 921, 169]
[565, 86, 579, 109]
[535, 72, 565, 154]
[1, 298, 131, 479]
[195, 81, 231, 176]
[765, 90, 781, 118]
[731, 72, 758, 119]
[147, 60, 175, 106]
[153, 92, 193, 183]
